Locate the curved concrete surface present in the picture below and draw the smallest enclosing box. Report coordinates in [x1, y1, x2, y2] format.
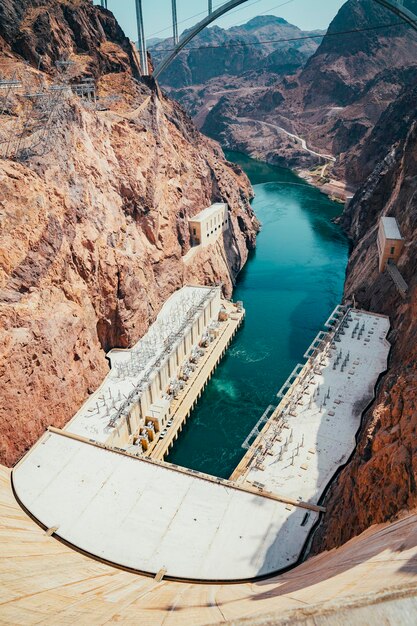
[2, 465, 417, 625]
[12, 430, 319, 581]
[10, 309, 390, 583]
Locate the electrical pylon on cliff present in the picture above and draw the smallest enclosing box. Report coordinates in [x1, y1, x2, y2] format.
[0, 59, 99, 161]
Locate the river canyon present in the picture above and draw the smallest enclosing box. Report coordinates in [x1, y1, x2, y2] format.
[1, 0, 417, 623]
[168, 152, 348, 477]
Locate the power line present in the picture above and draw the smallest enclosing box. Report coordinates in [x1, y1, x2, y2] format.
[226, 0, 296, 28]
[203, 0, 296, 39]
[213, 0, 295, 29]
[146, 0, 266, 39]
[146, 0, 295, 41]
[158, 20, 407, 52]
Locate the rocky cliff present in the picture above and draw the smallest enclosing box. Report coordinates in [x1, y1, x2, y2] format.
[311, 81, 417, 551]
[195, 0, 417, 192]
[0, 0, 258, 466]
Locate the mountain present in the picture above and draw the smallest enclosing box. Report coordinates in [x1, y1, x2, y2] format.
[149, 15, 323, 87]
[189, 0, 417, 193]
[0, 0, 258, 465]
[146, 36, 163, 47]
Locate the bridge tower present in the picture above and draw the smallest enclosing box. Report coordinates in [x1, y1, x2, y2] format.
[100, 0, 108, 8]
[172, 0, 179, 45]
[135, 0, 149, 75]
[208, 0, 213, 14]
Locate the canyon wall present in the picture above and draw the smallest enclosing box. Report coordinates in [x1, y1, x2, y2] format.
[0, 0, 258, 466]
[1, 0, 416, 560]
[311, 83, 417, 551]
[182, 0, 417, 190]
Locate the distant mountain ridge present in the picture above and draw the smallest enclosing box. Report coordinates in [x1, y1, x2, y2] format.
[198, 0, 417, 190]
[149, 15, 323, 87]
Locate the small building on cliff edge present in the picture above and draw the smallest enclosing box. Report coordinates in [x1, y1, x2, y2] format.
[377, 216, 404, 272]
[189, 203, 229, 247]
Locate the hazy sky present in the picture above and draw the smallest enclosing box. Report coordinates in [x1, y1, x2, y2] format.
[97, 0, 346, 42]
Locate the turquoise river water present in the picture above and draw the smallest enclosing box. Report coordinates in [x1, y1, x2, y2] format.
[167, 152, 348, 478]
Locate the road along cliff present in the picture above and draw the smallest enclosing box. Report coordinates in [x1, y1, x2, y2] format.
[175, 0, 417, 194]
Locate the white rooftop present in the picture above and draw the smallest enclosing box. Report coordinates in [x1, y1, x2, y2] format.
[13, 432, 316, 581]
[66, 286, 218, 442]
[189, 203, 227, 223]
[381, 216, 403, 240]
[243, 310, 390, 506]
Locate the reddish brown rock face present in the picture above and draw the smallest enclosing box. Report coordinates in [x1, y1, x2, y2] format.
[0, 0, 258, 466]
[0, 0, 141, 78]
[311, 108, 417, 553]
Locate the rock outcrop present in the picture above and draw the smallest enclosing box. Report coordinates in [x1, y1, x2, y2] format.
[0, 0, 258, 466]
[0, 0, 141, 77]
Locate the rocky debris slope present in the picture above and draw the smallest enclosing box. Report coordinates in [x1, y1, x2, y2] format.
[311, 85, 417, 551]
[197, 0, 417, 189]
[0, 0, 258, 466]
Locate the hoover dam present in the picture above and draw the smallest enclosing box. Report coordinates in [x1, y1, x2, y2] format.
[1, 0, 417, 624]
[3, 153, 409, 619]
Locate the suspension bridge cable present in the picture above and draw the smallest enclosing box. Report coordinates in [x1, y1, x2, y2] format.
[159, 20, 408, 52]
